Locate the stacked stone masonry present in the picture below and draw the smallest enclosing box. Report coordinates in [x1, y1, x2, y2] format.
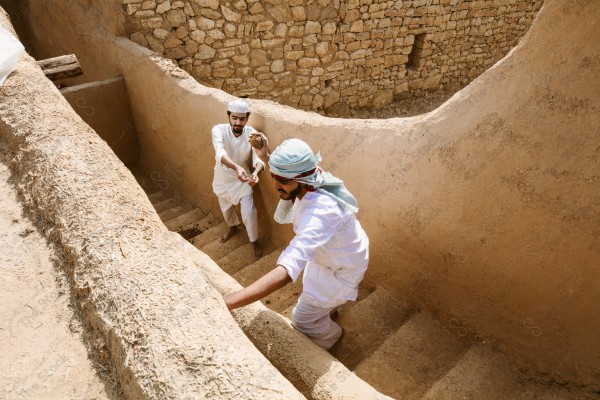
[124, 0, 542, 113]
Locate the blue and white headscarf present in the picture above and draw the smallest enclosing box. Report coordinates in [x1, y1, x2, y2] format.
[269, 139, 359, 224]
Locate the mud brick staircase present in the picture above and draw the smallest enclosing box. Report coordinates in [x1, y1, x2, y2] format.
[133, 170, 597, 400]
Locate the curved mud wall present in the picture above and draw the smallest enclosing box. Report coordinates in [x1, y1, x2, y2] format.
[122, 0, 542, 112]
[4, 0, 599, 388]
[0, 8, 304, 400]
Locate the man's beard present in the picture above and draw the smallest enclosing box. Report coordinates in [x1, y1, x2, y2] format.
[231, 124, 243, 135]
[279, 182, 303, 200]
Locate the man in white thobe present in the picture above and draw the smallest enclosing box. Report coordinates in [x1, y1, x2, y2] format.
[224, 137, 369, 350]
[211, 99, 264, 259]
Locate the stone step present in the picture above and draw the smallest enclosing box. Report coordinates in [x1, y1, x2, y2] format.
[353, 312, 470, 400]
[419, 342, 589, 400]
[177, 212, 221, 241]
[201, 232, 250, 261]
[131, 169, 159, 192]
[190, 221, 229, 249]
[264, 279, 303, 313]
[231, 248, 302, 312]
[217, 241, 277, 275]
[153, 196, 180, 213]
[158, 204, 191, 222]
[232, 248, 283, 285]
[164, 208, 206, 232]
[281, 303, 294, 320]
[277, 286, 372, 320]
[147, 189, 169, 205]
[329, 285, 411, 369]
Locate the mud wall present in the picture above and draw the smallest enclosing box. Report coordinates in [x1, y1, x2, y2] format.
[3, 0, 599, 389]
[61, 77, 140, 167]
[122, 0, 542, 112]
[0, 7, 304, 400]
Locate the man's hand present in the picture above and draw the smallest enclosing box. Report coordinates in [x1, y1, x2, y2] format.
[249, 172, 259, 187]
[249, 131, 270, 165]
[236, 165, 249, 183]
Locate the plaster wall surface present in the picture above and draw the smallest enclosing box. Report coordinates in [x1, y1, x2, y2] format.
[122, 0, 542, 113]
[0, 7, 305, 400]
[61, 77, 140, 167]
[3, 0, 599, 389]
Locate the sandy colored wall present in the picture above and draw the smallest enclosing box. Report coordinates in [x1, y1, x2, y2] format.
[3, 0, 599, 388]
[0, 7, 304, 400]
[121, 0, 542, 112]
[61, 77, 140, 167]
[0, 0, 126, 85]
[118, 1, 600, 386]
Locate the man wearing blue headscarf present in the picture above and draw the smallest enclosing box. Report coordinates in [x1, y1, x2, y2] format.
[224, 134, 369, 350]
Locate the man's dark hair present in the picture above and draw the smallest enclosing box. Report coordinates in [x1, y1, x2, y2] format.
[227, 111, 251, 117]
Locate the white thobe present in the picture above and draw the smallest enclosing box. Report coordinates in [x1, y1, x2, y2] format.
[277, 191, 369, 348]
[211, 124, 262, 241]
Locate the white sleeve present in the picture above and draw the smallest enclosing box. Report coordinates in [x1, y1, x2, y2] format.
[276, 213, 336, 282]
[211, 125, 227, 164]
[251, 147, 263, 169]
[246, 126, 262, 169]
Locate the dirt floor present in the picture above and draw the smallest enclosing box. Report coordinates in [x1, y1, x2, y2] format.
[0, 142, 121, 400]
[327, 89, 456, 119]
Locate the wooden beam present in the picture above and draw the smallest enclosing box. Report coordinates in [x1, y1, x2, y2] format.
[36, 54, 82, 81]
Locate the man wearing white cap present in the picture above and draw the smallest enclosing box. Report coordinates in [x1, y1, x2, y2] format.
[211, 99, 263, 259]
[224, 135, 369, 350]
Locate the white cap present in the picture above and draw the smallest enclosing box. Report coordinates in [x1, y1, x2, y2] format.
[227, 99, 250, 114]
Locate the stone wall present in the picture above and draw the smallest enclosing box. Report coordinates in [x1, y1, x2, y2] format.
[123, 0, 542, 113]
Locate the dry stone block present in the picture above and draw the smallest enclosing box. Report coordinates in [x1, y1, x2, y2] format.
[305, 21, 321, 34]
[190, 30, 205, 42]
[291, 6, 306, 21]
[250, 49, 268, 66]
[322, 21, 337, 34]
[153, 28, 170, 40]
[126, 4, 141, 15]
[256, 20, 274, 32]
[196, 44, 217, 59]
[384, 54, 408, 67]
[261, 38, 284, 49]
[298, 57, 319, 68]
[350, 19, 364, 32]
[141, 17, 164, 29]
[248, 2, 264, 14]
[164, 36, 183, 48]
[194, 0, 219, 10]
[270, 59, 284, 73]
[274, 23, 287, 37]
[157, 0, 171, 13]
[142, 0, 157, 10]
[284, 50, 304, 60]
[221, 5, 242, 22]
[167, 9, 187, 26]
[268, 5, 291, 22]
[135, 9, 155, 17]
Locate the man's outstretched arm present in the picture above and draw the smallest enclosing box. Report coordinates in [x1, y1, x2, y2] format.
[224, 265, 291, 310]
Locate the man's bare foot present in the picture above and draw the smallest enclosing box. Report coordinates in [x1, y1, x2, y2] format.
[252, 240, 263, 260]
[220, 226, 238, 243]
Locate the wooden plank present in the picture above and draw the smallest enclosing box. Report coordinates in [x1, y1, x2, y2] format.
[36, 54, 82, 81]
